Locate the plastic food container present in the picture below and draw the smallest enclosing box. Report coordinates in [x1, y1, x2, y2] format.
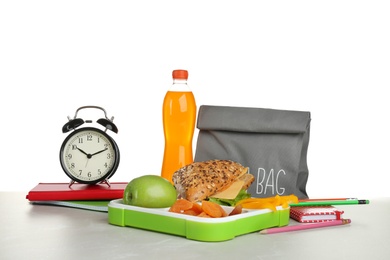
[108, 199, 290, 242]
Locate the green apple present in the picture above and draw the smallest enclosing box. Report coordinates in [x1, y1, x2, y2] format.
[123, 175, 177, 208]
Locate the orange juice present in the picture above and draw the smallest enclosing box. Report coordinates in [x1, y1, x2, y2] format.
[161, 90, 196, 183]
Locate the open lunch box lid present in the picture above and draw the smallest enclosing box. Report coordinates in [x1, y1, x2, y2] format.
[108, 199, 290, 242]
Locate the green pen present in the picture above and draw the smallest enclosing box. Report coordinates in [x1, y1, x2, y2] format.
[289, 199, 370, 207]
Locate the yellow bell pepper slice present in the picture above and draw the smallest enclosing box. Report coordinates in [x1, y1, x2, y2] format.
[237, 194, 299, 211]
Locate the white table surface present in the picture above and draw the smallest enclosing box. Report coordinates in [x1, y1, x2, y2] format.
[1, 192, 389, 260]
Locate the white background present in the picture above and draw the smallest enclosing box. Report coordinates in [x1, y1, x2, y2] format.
[1, 1, 389, 199]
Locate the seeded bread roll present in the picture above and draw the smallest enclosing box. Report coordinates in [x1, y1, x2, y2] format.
[172, 159, 254, 202]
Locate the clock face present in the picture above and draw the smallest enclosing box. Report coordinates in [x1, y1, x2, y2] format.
[60, 127, 120, 184]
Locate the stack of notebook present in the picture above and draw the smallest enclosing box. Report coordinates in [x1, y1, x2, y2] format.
[290, 205, 344, 223]
[289, 198, 369, 223]
[26, 182, 128, 212]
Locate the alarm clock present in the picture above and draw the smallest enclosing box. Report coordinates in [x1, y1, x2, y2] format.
[59, 106, 120, 187]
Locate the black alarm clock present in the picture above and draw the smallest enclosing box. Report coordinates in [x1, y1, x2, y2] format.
[59, 106, 120, 187]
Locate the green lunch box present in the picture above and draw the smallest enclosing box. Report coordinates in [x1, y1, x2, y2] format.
[108, 199, 290, 242]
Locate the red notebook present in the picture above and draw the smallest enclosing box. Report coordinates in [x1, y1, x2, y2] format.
[290, 206, 344, 223]
[26, 182, 128, 201]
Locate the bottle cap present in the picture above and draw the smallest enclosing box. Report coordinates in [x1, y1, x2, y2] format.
[172, 70, 188, 80]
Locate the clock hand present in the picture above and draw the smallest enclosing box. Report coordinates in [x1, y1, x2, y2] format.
[91, 148, 108, 157]
[77, 147, 93, 159]
[77, 147, 88, 156]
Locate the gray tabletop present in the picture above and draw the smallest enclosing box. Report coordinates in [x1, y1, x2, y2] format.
[1, 193, 389, 260]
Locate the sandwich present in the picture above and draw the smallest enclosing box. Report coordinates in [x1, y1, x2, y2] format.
[172, 159, 254, 205]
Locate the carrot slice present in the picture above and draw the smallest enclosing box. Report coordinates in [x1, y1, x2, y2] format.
[201, 200, 224, 218]
[197, 212, 212, 218]
[183, 209, 198, 216]
[220, 206, 228, 217]
[168, 199, 193, 213]
[191, 202, 203, 215]
[229, 204, 243, 216]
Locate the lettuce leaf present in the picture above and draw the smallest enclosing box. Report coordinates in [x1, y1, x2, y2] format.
[208, 190, 251, 206]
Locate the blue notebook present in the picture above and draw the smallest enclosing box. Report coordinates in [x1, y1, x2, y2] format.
[30, 200, 110, 212]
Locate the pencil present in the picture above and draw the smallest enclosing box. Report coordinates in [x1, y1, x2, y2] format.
[299, 198, 357, 202]
[259, 219, 351, 234]
[290, 199, 369, 207]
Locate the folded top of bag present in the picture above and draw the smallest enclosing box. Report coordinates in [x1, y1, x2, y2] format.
[197, 105, 310, 133]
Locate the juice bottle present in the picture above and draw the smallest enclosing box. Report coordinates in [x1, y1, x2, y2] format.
[161, 69, 197, 183]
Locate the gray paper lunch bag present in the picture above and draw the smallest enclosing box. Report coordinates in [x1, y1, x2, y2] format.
[194, 105, 311, 199]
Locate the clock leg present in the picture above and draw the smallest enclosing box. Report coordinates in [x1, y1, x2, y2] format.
[68, 180, 76, 188]
[100, 179, 111, 188]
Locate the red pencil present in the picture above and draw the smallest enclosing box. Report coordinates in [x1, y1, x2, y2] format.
[259, 219, 351, 234]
